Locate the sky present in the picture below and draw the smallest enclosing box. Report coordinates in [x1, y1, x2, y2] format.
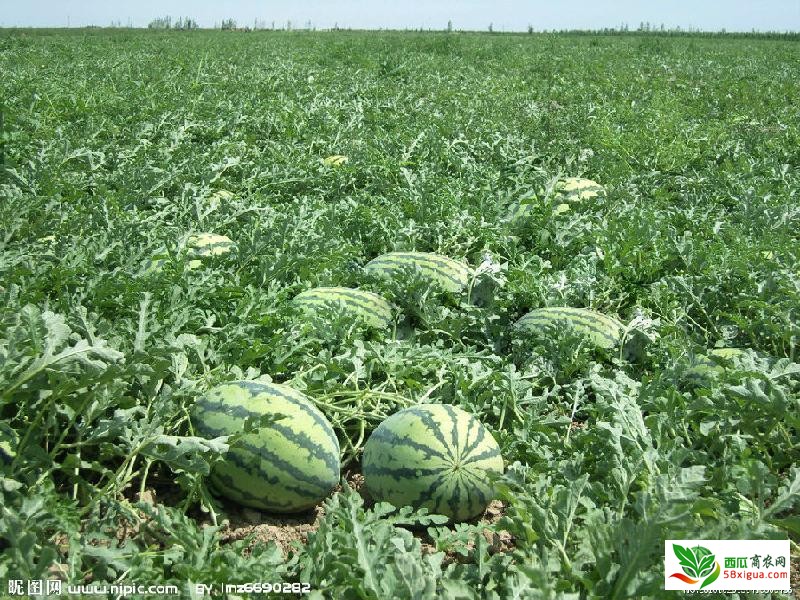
[2, 0, 799, 32]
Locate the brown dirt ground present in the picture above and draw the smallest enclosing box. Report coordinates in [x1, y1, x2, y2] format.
[209, 466, 513, 561]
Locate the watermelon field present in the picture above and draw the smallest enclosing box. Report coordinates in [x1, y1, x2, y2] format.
[1, 28, 799, 599]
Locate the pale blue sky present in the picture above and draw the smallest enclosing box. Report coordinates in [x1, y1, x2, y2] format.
[2, 0, 799, 32]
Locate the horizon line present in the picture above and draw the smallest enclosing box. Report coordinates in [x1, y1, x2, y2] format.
[2, 25, 799, 35]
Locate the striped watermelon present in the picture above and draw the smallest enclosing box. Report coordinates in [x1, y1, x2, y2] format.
[558, 177, 604, 202]
[293, 287, 393, 328]
[364, 252, 470, 293]
[506, 200, 537, 223]
[508, 177, 605, 222]
[362, 404, 504, 522]
[685, 348, 751, 382]
[141, 232, 231, 275]
[0, 422, 18, 465]
[192, 380, 340, 513]
[515, 307, 625, 350]
[187, 233, 235, 258]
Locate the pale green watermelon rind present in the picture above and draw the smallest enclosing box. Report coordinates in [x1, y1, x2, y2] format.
[187, 233, 235, 258]
[293, 287, 394, 328]
[142, 256, 203, 275]
[364, 252, 470, 293]
[507, 177, 604, 223]
[0, 422, 18, 465]
[362, 403, 504, 522]
[556, 177, 605, 202]
[514, 307, 625, 350]
[684, 348, 752, 382]
[192, 380, 340, 513]
[506, 201, 536, 223]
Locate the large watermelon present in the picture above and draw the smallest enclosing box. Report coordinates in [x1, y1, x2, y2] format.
[293, 287, 393, 328]
[515, 306, 625, 350]
[192, 380, 340, 513]
[364, 252, 470, 293]
[362, 404, 503, 522]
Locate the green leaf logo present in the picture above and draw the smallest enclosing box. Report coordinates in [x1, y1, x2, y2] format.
[670, 544, 720, 588]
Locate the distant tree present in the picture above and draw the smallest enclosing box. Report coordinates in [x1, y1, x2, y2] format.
[173, 17, 197, 30]
[528, 24, 533, 34]
[221, 18, 237, 30]
[148, 16, 172, 29]
[447, 20, 453, 33]
[488, 22, 493, 33]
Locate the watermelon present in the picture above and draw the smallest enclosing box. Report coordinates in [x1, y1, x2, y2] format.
[141, 233, 232, 276]
[508, 177, 605, 222]
[515, 307, 625, 350]
[0, 422, 18, 465]
[362, 403, 504, 521]
[364, 252, 470, 293]
[187, 233, 235, 258]
[685, 348, 751, 383]
[558, 177, 604, 202]
[192, 380, 340, 513]
[142, 256, 203, 275]
[322, 155, 348, 167]
[293, 287, 393, 328]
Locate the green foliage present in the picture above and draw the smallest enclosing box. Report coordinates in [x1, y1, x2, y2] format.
[296, 485, 448, 599]
[0, 28, 798, 598]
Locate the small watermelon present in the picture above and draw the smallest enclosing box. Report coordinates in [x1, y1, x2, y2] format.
[322, 155, 348, 167]
[515, 306, 625, 350]
[553, 203, 571, 215]
[557, 177, 604, 202]
[684, 348, 751, 383]
[362, 403, 504, 521]
[142, 256, 203, 275]
[192, 381, 340, 513]
[508, 177, 605, 222]
[365, 252, 470, 293]
[293, 287, 393, 328]
[0, 422, 18, 465]
[187, 233, 235, 258]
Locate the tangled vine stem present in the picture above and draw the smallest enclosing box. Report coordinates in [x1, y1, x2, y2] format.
[310, 390, 414, 465]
